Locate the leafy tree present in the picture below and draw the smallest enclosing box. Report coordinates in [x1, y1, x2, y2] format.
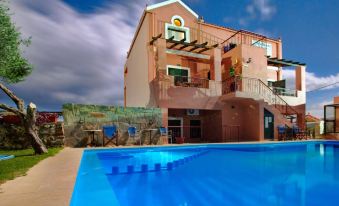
[0, 2, 47, 154]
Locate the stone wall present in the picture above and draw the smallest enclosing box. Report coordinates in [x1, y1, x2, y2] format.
[62, 104, 164, 147]
[0, 122, 65, 149]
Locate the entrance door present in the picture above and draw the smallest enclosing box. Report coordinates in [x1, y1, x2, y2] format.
[190, 120, 201, 139]
[168, 118, 182, 143]
[264, 109, 274, 140]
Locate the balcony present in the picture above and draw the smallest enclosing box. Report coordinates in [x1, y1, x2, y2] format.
[151, 74, 222, 109]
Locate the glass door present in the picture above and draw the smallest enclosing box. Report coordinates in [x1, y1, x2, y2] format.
[264, 109, 274, 140]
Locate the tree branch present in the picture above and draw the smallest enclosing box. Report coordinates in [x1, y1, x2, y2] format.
[0, 82, 25, 112]
[0, 103, 25, 116]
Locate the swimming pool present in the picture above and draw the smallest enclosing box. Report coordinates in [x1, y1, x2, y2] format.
[71, 141, 339, 206]
[0, 154, 14, 161]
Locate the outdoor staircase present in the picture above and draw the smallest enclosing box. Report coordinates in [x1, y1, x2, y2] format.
[222, 76, 300, 126]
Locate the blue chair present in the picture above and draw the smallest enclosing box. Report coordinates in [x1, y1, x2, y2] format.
[277, 125, 286, 141]
[160, 127, 173, 144]
[102, 125, 118, 146]
[128, 126, 141, 145]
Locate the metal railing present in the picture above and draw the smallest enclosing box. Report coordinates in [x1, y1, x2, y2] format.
[172, 75, 209, 89]
[222, 76, 299, 115]
[221, 30, 268, 53]
[157, 20, 224, 47]
[272, 87, 297, 97]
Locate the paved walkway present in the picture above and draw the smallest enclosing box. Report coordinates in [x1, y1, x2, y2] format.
[0, 148, 83, 206]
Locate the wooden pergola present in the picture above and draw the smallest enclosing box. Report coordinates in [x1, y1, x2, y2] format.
[267, 56, 306, 67]
[150, 33, 218, 54]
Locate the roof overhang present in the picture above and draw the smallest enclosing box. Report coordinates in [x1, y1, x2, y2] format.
[146, 0, 199, 18]
[267, 56, 306, 67]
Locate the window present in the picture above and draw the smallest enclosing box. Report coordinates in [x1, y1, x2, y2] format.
[252, 40, 272, 56]
[167, 27, 186, 41]
[165, 15, 190, 42]
[167, 66, 190, 86]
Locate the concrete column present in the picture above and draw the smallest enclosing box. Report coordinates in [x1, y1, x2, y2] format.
[212, 47, 222, 81]
[161, 108, 168, 127]
[296, 66, 306, 91]
[156, 38, 167, 77]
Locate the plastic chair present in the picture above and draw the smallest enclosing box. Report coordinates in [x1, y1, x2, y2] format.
[128, 126, 141, 145]
[159, 127, 173, 144]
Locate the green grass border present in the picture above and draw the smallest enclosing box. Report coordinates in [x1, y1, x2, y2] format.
[0, 147, 63, 184]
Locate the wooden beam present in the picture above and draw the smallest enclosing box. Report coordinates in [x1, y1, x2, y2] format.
[169, 38, 186, 49]
[198, 43, 218, 54]
[189, 41, 208, 52]
[166, 36, 175, 42]
[149, 33, 162, 45]
[179, 40, 197, 50]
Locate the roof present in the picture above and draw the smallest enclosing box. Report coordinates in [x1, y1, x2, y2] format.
[146, 0, 199, 18]
[305, 113, 320, 122]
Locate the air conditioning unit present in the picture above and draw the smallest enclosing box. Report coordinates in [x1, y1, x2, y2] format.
[187, 109, 199, 116]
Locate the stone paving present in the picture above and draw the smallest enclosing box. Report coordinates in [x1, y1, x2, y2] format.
[0, 148, 83, 206]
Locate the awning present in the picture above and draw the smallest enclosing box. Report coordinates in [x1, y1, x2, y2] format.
[267, 56, 306, 67]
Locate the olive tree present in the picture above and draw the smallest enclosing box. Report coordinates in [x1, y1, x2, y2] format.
[0, 3, 47, 154]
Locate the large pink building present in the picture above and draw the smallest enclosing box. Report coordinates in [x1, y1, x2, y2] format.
[124, 0, 306, 142]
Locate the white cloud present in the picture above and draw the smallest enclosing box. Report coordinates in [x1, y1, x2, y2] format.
[2, 0, 147, 110]
[283, 69, 339, 118]
[283, 69, 339, 91]
[307, 99, 333, 118]
[246, 0, 276, 20]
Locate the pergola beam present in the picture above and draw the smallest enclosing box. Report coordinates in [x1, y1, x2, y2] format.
[149, 33, 162, 45]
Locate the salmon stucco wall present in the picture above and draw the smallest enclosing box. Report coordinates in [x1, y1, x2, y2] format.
[125, 14, 151, 107]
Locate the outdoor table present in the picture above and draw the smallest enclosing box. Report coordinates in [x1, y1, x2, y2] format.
[83, 129, 102, 146]
[143, 128, 158, 145]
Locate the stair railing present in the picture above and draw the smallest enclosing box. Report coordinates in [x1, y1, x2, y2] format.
[222, 76, 299, 116]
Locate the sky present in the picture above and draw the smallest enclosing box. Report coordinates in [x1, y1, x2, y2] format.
[1, 0, 338, 117]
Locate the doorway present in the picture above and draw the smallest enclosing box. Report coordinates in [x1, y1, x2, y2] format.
[168, 117, 183, 142]
[264, 109, 274, 140]
[190, 120, 201, 139]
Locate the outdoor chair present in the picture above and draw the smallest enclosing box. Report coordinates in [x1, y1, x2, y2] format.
[102, 125, 118, 146]
[128, 126, 141, 145]
[277, 125, 286, 141]
[292, 125, 308, 140]
[159, 127, 173, 144]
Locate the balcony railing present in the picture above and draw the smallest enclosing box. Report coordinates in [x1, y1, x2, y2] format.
[271, 87, 297, 97]
[222, 76, 299, 116]
[167, 75, 210, 89]
[221, 30, 268, 53]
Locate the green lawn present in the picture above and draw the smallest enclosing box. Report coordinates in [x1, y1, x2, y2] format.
[0, 147, 63, 184]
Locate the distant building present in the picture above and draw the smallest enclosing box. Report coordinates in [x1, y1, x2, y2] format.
[305, 113, 323, 138]
[124, 0, 306, 142]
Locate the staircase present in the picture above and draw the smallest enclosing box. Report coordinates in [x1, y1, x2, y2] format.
[222, 76, 300, 125]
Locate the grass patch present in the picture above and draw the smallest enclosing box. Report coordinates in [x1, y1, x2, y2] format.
[0, 147, 63, 184]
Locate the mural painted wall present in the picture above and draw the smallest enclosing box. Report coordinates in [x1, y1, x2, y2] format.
[62, 104, 163, 147]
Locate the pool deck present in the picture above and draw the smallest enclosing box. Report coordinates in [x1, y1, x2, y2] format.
[0, 140, 323, 205]
[0, 148, 83, 206]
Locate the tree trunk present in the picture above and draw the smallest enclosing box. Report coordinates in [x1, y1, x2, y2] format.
[0, 82, 48, 154]
[24, 103, 48, 154]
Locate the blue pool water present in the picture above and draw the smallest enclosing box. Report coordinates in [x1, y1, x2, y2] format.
[71, 141, 339, 206]
[0, 154, 14, 161]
